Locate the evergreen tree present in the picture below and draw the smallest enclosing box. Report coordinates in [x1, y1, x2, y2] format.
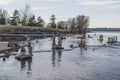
[10, 9, 20, 25]
[48, 15, 56, 28]
[28, 15, 36, 26]
[36, 16, 44, 27]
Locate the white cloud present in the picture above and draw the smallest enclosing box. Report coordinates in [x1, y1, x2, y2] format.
[75, 0, 120, 9]
[46, 0, 58, 1]
[0, 0, 13, 5]
[103, 5, 120, 9]
[81, 0, 120, 6]
[0, 0, 8, 5]
[34, 7, 48, 10]
[44, 0, 120, 9]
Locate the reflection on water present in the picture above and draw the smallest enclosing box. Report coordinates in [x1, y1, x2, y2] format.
[19, 46, 33, 71]
[2, 57, 6, 62]
[80, 48, 84, 55]
[19, 58, 32, 71]
[52, 49, 62, 67]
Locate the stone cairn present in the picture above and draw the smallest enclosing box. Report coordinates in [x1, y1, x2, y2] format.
[99, 35, 103, 42]
[107, 36, 117, 43]
[27, 36, 33, 56]
[15, 36, 32, 60]
[52, 34, 64, 49]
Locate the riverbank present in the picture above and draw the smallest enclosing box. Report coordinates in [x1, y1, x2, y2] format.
[0, 25, 70, 34]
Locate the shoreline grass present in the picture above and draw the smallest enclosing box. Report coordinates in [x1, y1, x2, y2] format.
[0, 25, 69, 33]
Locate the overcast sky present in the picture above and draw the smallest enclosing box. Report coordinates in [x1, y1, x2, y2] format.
[0, 0, 120, 28]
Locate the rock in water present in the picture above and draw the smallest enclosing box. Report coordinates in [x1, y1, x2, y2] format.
[15, 54, 32, 60]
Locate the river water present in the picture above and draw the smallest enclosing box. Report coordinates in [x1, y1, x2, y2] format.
[0, 32, 120, 80]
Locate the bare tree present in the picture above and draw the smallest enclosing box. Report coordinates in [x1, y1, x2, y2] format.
[75, 15, 89, 47]
[70, 18, 76, 31]
[21, 4, 31, 25]
[66, 18, 72, 29]
[0, 9, 8, 24]
[57, 21, 66, 29]
[10, 9, 20, 25]
[76, 15, 89, 34]
[66, 15, 89, 34]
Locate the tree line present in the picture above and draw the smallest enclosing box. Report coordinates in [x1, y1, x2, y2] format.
[0, 5, 44, 27]
[0, 4, 89, 33]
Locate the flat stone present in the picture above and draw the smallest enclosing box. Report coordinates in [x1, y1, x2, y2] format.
[15, 54, 32, 60]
